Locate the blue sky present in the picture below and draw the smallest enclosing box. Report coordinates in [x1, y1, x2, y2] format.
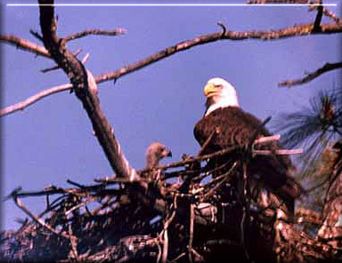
[1, 0, 341, 230]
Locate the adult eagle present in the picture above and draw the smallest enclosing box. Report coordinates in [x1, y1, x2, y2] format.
[194, 77, 301, 212]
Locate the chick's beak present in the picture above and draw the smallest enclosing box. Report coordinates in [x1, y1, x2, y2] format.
[163, 149, 172, 158]
[203, 83, 217, 98]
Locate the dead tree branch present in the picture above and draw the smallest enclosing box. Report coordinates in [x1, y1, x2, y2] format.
[63, 28, 126, 42]
[0, 83, 72, 117]
[0, 35, 50, 57]
[1, 20, 342, 117]
[95, 20, 342, 84]
[38, 0, 138, 180]
[278, 61, 342, 87]
[322, 7, 341, 23]
[0, 28, 125, 59]
[13, 195, 71, 240]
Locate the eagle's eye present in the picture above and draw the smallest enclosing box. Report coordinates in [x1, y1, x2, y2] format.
[214, 84, 223, 89]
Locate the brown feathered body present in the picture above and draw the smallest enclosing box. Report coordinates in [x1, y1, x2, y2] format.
[194, 106, 300, 212]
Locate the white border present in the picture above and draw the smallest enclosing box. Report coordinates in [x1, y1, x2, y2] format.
[6, 3, 338, 7]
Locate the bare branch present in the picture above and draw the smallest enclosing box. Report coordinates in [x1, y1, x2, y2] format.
[13, 195, 70, 239]
[253, 148, 304, 155]
[2, 20, 342, 117]
[322, 8, 341, 23]
[0, 83, 72, 117]
[95, 21, 342, 84]
[63, 28, 126, 42]
[278, 62, 342, 87]
[38, 0, 138, 180]
[29, 29, 44, 42]
[313, 0, 323, 32]
[0, 27, 125, 59]
[0, 35, 50, 57]
[40, 49, 84, 73]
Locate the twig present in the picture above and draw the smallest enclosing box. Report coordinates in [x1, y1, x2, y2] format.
[201, 162, 238, 201]
[161, 229, 169, 263]
[2, 21, 342, 117]
[94, 176, 147, 184]
[65, 198, 97, 216]
[198, 129, 218, 156]
[254, 134, 281, 144]
[159, 195, 177, 263]
[322, 8, 341, 23]
[248, 116, 272, 147]
[278, 62, 342, 87]
[66, 179, 85, 189]
[68, 224, 79, 259]
[13, 195, 70, 239]
[217, 22, 227, 38]
[171, 252, 186, 262]
[63, 28, 126, 42]
[188, 203, 195, 263]
[240, 162, 251, 261]
[82, 53, 90, 64]
[253, 148, 304, 155]
[12, 185, 120, 198]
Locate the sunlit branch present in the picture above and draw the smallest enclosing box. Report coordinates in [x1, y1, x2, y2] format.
[63, 28, 126, 42]
[0, 28, 126, 59]
[0, 83, 72, 117]
[1, 21, 342, 117]
[0, 35, 50, 57]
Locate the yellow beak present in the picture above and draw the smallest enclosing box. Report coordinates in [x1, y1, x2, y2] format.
[203, 83, 217, 98]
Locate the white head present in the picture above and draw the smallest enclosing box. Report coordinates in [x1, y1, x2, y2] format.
[203, 77, 239, 116]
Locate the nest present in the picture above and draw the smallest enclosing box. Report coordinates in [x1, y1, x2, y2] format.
[0, 141, 340, 262]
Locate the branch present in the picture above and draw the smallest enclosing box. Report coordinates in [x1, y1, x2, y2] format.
[38, 0, 138, 180]
[95, 20, 342, 84]
[2, 20, 342, 117]
[0, 35, 50, 57]
[322, 8, 341, 23]
[40, 49, 83, 73]
[63, 28, 126, 42]
[0, 83, 72, 116]
[13, 195, 71, 239]
[278, 62, 342, 87]
[312, 0, 323, 32]
[0, 28, 125, 59]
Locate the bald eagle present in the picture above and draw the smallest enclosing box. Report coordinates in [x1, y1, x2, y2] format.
[194, 77, 301, 212]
